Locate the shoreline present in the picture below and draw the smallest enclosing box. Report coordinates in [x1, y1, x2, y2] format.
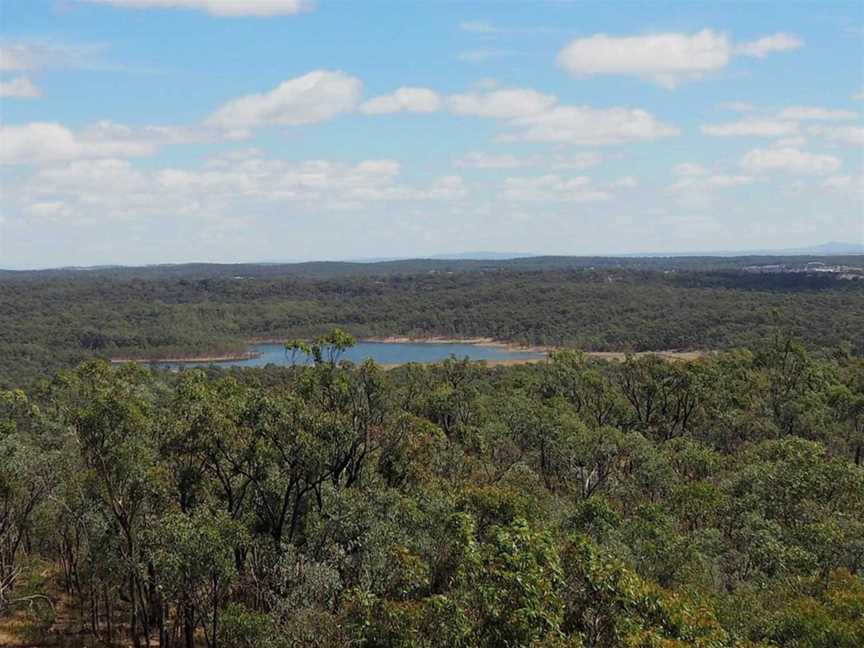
[109, 351, 260, 365]
[360, 335, 554, 354]
[109, 337, 707, 366]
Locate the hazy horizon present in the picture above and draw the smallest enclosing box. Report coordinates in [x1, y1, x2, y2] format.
[1, 1, 862, 268]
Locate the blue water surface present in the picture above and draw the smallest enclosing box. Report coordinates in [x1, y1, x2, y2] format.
[156, 342, 545, 369]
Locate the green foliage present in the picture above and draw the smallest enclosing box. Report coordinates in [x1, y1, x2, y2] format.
[2, 265, 862, 386]
[2, 337, 863, 647]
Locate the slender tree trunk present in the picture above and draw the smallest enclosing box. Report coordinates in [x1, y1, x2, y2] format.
[105, 585, 114, 646]
[130, 575, 141, 648]
[184, 604, 195, 648]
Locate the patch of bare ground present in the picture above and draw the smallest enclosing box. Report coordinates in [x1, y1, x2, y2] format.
[109, 351, 259, 364]
[583, 350, 708, 362]
[378, 350, 707, 369]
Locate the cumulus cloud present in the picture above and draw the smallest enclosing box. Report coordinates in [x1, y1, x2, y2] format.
[501, 105, 678, 145]
[79, 0, 313, 16]
[702, 106, 860, 144]
[557, 30, 730, 88]
[822, 173, 864, 191]
[10, 151, 467, 225]
[447, 88, 556, 119]
[1, 123, 156, 164]
[610, 176, 639, 189]
[670, 172, 754, 192]
[0, 121, 210, 165]
[557, 29, 802, 88]
[701, 119, 798, 137]
[458, 49, 513, 63]
[459, 21, 499, 34]
[455, 152, 526, 169]
[741, 147, 841, 174]
[778, 106, 859, 121]
[807, 125, 864, 146]
[502, 174, 611, 203]
[705, 175, 754, 187]
[355, 84, 677, 146]
[206, 70, 361, 131]
[455, 151, 602, 170]
[359, 87, 442, 114]
[719, 101, 755, 112]
[734, 33, 803, 58]
[674, 163, 707, 176]
[772, 136, 807, 148]
[0, 76, 40, 98]
[0, 41, 104, 71]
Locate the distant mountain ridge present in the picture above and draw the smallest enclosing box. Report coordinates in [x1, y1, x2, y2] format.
[343, 242, 864, 262]
[630, 241, 864, 258]
[1, 242, 860, 273]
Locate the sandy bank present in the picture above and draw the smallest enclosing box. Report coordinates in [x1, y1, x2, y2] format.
[361, 335, 553, 354]
[109, 351, 260, 364]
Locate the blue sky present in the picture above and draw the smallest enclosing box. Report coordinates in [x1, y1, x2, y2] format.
[0, 0, 862, 268]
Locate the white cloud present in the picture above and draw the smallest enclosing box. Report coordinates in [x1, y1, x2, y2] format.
[807, 125, 864, 146]
[720, 101, 755, 112]
[455, 152, 526, 169]
[11, 151, 467, 225]
[206, 70, 361, 131]
[359, 87, 442, 114]
[502, 105, 679, 145]
[701, 119, 798, 137]
[419, 175, 468, 200]
[35, 159, 152, 194]
[772, 136, 807, 148]
[447, 88, 556, 119]
[502, 174, 611, 203]
[741, 147, 841, 174]
[674, 163, 707, 176]
[557, 29, 802, 87]
[455, 151, 602, 170]
[0, 41, 104, 71]
[458, 49, 512, 63]
[557, 29, 730, 88]
[0, 76, 40, 98]
[456, 21, 551, 36]
[822, 173, 864, 191]
[778, 106, 859, 121]
[459, 21, 499, 34]
[734, 33, 803, 58]
[610, 176, 639, 189]
[702, 106, 860, 144]
[79, 0, 313, 17]
[472, 78, 499, 90]
[0, 123, 156, 164]
[706, 174, 754, 187]
[670, 173, 754, 192]
[0, 121, 209, 165]
[547, 152, 605, 170]
[855, 89, 864, 102]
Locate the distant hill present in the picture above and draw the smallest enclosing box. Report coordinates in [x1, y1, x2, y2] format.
[425, 251, 535, 260]
[621, 241, 864, 258]
[770, 241, 864, 255]
[3, 254, 864, 282]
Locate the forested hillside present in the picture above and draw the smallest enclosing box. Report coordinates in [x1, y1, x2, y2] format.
[1, 265, 862, 385]
[3, 254, 862, 280]
[1, 332, 863, 646]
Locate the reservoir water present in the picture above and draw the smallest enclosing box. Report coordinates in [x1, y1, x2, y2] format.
[156, 341, 545, 369]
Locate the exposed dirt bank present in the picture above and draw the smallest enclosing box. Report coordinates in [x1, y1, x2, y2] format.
[109, 351, 260, 364]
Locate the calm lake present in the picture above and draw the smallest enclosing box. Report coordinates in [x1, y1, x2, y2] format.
[156, 342, 545, 369]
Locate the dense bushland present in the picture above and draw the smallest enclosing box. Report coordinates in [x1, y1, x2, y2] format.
[1, 266, 862, 385]
[1, 331, 862, 646]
